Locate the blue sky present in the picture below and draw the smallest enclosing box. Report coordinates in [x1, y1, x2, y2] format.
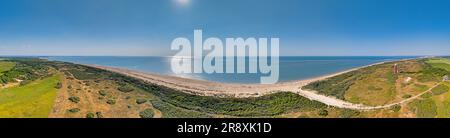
[0, 0, 450, 56]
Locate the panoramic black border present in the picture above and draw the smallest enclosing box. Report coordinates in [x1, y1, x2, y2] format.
[0, 118, 448, 137]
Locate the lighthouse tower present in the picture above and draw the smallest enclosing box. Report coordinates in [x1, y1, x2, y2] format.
[393, 64, 399, 74]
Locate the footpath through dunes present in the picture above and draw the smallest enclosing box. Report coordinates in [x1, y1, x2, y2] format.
[85, 60, 426, 111]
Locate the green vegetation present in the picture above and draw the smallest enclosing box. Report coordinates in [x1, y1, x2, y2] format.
[318, 109, 328, 116]
[150, 100, 212, 118]
[136, 99, 147, 104]
[425, 58, 450, 71]
[55, 82, 62, 89]
[304, 62, 400, 106]
[411, 99, 437, 118]
[0, 61, 15, 75]
[68, 96, 80, 103]
[402, 94, 412, 99]
[303, 68, 366, 99]
[68, 69, 100, 80]
[139, 108, 154, 118]
[0, 75, 60, 118]
[6, 57, 448, 118]
[417, 59, 449, 82]
[431, 84, 449, 95]
[96, 112, 103, 118]
[159, 92, 326, 116]
[68, 108, 80, 113]
[421, 92, 432, 98]
[106, 99, 116, 105]
[0, 59, 50, 84]
[117, 84, 134, 92]
[338, 109, 361, 118]
[86, 112, 95, 118]
[98, 90, 107, 96]
[391, 105, 401, 112]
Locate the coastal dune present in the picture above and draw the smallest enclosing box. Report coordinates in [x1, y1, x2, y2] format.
[86, 61, 390, 110]
[85, 58, 432, 110]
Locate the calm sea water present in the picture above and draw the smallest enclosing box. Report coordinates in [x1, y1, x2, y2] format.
[45, 56, 416, 84]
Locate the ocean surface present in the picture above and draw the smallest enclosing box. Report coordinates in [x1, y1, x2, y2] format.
[45, 56, 417, 84]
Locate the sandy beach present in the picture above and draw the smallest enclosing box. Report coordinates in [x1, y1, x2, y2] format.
[86, 57, 434, 110]
[84, 60, 399, 110]
[87, 63, 373, 98]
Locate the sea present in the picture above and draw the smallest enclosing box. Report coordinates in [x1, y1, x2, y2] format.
[45, 56, 417, 84]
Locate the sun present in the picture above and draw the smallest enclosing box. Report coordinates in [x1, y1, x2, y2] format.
[175, 0, 190, 6]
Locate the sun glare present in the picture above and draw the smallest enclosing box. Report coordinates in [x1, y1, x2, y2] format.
[175, 0, 190, 6]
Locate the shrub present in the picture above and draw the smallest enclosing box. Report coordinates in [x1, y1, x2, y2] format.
[339, 109, 360, 118]
[318, 109, 328, 116]
[391, 105, 401, 112]
[136, 99, 147, 104]
[117, 85, 134, 92]
[86, 112, 95, 118]
[68, 96, 80, 103]
[106, 99, 116, 105]
[421, 92, 432, 98]
[96, 112, 104, 118]
[55, 82, 62, 89]
[402, 94, 412, 99]
[68, 108, 80, 113]
[139, 109, 155, 118]
[98, 90, 107, 96]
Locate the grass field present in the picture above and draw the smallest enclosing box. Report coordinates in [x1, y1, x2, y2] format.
[432, 82, 450, 118]
[0, 61, 15, 75]
[425, 58, 450, 71]
[0, 75, 60, 118]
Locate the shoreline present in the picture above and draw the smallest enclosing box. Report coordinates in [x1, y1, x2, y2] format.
[82, 57, 424, 110]
[84, 58, 399, 98]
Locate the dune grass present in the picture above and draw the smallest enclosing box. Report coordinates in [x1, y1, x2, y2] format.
[0, 75, 60, 118]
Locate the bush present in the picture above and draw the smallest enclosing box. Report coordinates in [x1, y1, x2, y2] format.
[117, 85, 134, 92]
[86, 112, 95, 118]
[68, 96, 80, 103]
[339, 109, 360, 118]
[421, 92, 432, 98]
[55, 82, 62, 89]
[318, 109, 328, 116]
[98, 90, 107, 96]
[68, 108, 80, 113]
[96, 112, 104, 118]
[106, 99, 116, 105]
[391, 105, 401, 112]
[402, 94, 412, 99]
[136, 99, 147, 104]
[139, 109, 155, 118]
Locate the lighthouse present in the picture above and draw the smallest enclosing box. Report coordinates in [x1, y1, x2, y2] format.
[393, 64, 399, 74]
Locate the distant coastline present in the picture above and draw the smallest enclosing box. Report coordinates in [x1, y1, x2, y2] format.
[44, 56, 418, 84]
